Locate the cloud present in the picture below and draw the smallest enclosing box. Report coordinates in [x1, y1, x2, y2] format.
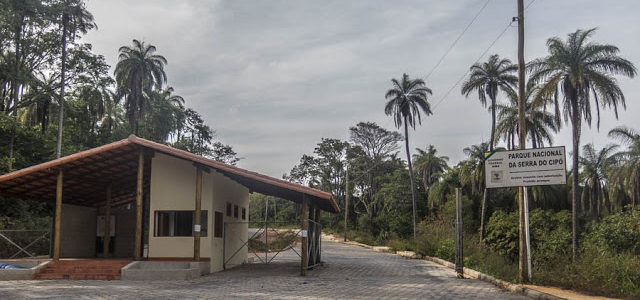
[83, 0, 640, 176]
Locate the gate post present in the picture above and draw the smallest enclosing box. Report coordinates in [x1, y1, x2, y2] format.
[300, 195, 308, 276]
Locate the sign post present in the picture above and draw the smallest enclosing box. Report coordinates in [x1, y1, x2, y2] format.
[485, 146, 567, 281]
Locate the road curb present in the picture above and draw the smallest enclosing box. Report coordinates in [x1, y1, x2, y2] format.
[323, 234, 565, 300]
[421, 256, 565, 300]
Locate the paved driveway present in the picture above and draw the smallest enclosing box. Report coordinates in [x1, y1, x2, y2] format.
[0, 239, 525, 299]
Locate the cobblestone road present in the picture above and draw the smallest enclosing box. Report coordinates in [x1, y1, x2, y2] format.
[0, 239, 525, 299]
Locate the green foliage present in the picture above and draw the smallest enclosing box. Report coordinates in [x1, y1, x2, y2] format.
[484, 210, 519, 260]
[536, 249, 640, 298]
[435, 238, 455, 262]
[582, 210, 640, 255]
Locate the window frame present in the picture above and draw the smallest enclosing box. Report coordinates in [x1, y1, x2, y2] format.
[153, 210, 208, 237]
[214, 211, 223, 238]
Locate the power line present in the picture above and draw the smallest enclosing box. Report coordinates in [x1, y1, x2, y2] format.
[431, 20, 514, 111]
[425, 0, 492, 81]
[430, 0, 537, 112]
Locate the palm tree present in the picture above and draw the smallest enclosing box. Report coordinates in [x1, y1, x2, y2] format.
[579, 143, 619, 218]
[413, 145, 449, 212]
[461, 54, 517, 241]
[54, 0, 95, 158]
[494, 82, 559, 150]
[384, 73, 433, 240]
[462, 142, 490, 195]
[461, 54, 518, 151]
[462, 142, 506, 240]
[608, 126, 640, 210]
[529, 28, 636, 259]
[114, 39, 167, 134]
[145, 87, 185, 142]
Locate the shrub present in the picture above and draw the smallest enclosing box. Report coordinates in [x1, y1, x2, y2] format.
[484, 210, 519, 260]
[582, 210, 640, 255]
[386, 238, 414, 252]
[435, 238, 455, 262]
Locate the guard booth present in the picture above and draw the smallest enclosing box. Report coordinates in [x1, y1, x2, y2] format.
[0, 135, 339, 277]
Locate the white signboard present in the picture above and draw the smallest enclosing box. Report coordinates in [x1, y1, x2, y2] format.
[485, 146, 567, 188]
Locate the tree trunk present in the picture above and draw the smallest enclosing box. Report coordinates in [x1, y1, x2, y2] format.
[10, 17, 23, 113]
[56, 14, 68, 159]
[490, 97, 496, 151]
[423, 173, 432, 212]
[404, 116, 418, 240]
[8, 130, 15, 171]
[570, 96, 580, 260]
[480, 95, 497, 243]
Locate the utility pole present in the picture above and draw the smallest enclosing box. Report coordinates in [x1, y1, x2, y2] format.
[516, 0, 529, 283]
[454, 188, 464, 278]
[344, 165, 350, 242]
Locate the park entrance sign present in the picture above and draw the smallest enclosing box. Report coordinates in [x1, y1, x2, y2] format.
[484, 146, 567, 188]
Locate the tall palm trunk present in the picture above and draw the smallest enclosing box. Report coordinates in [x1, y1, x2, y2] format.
[480, 96, 498, 241]
[56, 13, 68, 159]
[570, 94, 580, 260]
[404, 115, 418, 240]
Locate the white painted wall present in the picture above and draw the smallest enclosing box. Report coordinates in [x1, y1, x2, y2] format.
[149, 153, 249, 273]
[210, 170, 249, 273]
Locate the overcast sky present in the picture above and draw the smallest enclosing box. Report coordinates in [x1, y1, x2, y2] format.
[82, 0, 640, 177]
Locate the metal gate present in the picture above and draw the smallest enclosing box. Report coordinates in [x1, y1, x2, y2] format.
[223, 221, 302, 269]
[306, 219, 322, 269]
[223, 219, 322, 271]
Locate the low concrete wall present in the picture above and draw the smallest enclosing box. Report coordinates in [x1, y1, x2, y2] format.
[0, 260, 50, 280]
[121, 261, 209, 280]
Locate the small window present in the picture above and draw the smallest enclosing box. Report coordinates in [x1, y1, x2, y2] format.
[241, 207, 246, 220]
[214, 211, 223, 238]
[226, 203, 232, 216]
[155, 211, 207, 237]
[234, 205, 239, 218]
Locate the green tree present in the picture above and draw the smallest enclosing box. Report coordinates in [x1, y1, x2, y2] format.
[528, 28, 636, 258]
[608, 126, 640, 210]
[461, 54, 517, 242]
[579, 143, 619, 218]
[384, 73, 433, 239]
[494, 81, 559, 150]
[461, 54, 518, 152]
[52, 0, 95, 157]
[413, 145, 448, 212]
[114, 39, 167, 134]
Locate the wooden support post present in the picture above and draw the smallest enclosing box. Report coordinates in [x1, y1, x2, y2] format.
[194, 167, 203, 261]
[344, 165, 349, 242]
[300, 195, 309, 276]
[455, 188, 464, 278]
[134, 149, 144, 260]
[308, 204, 316, 266]
[103, 183, 112, 259]
[53, 169, 63, 260]
[314, 204, 321, 265]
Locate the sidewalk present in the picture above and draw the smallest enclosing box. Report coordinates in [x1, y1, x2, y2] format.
[323, 233, 619, 300]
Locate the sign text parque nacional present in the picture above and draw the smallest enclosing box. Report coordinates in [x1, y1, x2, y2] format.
[484, 146, 567, 188]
